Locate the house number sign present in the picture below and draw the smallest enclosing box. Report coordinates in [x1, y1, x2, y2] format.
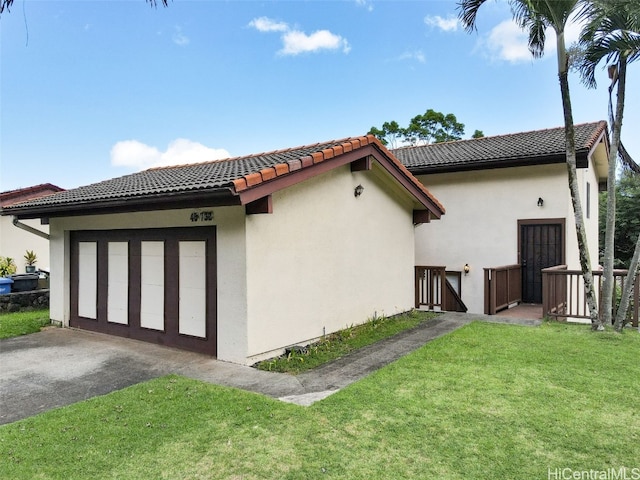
[190, 211, 214, 222]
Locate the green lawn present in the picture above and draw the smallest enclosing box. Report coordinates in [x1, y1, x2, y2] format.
[0, 309, 50, 339]
[1, 321, 639, 479]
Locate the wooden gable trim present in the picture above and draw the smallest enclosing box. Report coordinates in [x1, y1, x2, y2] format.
[236, 144, 444, 220]
[413, 210, 431, 225]
[236, 147, 375, 205]
[351, 156, 373, 172]
[245, 195, 273, 215]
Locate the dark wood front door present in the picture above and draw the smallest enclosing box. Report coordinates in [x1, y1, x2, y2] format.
[520, 222, 564, 303]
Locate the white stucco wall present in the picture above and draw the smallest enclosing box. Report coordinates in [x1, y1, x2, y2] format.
[415, 163, 601, 315]
[48, 206, 250, 363]
[244, 163, 418, 362]
[0, 216, 51, 272]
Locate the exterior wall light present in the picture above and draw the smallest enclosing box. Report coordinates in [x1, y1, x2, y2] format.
[464, 263, 470, 275]
[354, 184, 364, 198]
[537, 197, 544, 207]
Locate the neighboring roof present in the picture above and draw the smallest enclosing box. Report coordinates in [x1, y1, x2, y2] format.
[393, 121, 609, 175]
[0, 183, 64, 207]
[1, 136, 444, 221]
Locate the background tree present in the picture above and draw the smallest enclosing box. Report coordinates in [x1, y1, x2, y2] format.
[459, 0, 602, 329]
[600, 171, 640, 269]
[368, 121, 405, 149]
[404, 110, 465, 145]
[472, 130, 485, 138]
[577, 0, 640, 330]
[368, 109, 468, 148]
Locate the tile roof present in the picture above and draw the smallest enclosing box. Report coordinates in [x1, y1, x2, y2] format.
[393, 121, 608, 173]
[1, 135, 444, 217]
[0, 183, 64, 207]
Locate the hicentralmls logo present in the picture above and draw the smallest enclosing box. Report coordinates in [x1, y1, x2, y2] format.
[548, 467, 640, 480]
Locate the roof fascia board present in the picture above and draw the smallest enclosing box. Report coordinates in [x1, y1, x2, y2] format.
[4, 189, 238, 220]
[236, 144, 443, 219]
[408, 152, 590, 176]
[235, 147, 373, 204]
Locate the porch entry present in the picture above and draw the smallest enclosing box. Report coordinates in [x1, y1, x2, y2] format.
[519, 220, 564, 304]
[70, 227, 217, 355]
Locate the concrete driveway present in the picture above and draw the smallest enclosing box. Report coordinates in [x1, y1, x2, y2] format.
[0, 327, 306, 425]
[1, 313, 534, 425]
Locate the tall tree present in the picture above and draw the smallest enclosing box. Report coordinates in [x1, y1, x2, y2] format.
[369, 121, 405, 149]
[577, 0, 640, 330]
[404, 110, 465, 145]
[368, 109, 467, 147]
[458, 0, 602, 329]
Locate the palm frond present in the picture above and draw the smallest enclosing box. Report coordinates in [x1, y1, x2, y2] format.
[619, 143, 640, 175]
[0, 0, 13, 15]
[457, 0, 490, 33]
[578, 0, 640, 88]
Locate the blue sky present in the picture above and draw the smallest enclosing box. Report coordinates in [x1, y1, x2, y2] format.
[1, 0, 638, 191]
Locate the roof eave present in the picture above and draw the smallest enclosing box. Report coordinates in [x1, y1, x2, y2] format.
[233, 139, 445, 219]
[1, 188, 238, 220]
[408, 150, 590, 176]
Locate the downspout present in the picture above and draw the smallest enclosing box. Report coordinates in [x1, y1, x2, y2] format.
[12, 216, 50, 240]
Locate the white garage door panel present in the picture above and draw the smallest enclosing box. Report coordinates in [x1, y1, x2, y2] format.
[179, 241, 207, 338]
[140, 241, 165, 331]
[71, 227, 216, 356]
[78, 242, 97, 319]
[108, 242, 129, 325]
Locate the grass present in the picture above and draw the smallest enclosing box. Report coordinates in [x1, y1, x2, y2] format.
[0, 308, 50, 339]
[1, 321, 639, 479]
[255, 310, 439, 373]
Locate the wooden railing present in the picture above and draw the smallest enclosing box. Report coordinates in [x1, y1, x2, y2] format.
[415, 266, 467, 312]
[542, 265, 639, 326]
[484, 264, 522, 315]
[415, 266, 446, 310]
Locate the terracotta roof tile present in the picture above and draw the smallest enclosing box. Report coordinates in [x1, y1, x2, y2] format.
[321, 148, 335, 160]
[288, 159, 302, 171]
[274, 164, 289, 176]
[259, 167, 276, 182]
[300, 156, 314, 168]
[232, 178, 248, 192]
[244, 172, 262, 187]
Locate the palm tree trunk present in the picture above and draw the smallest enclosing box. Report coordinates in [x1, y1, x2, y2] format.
[603, 59, 627, 327]
[556, 33, 601, 330]
[615, 231, 640, 330]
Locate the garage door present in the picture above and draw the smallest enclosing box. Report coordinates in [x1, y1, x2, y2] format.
[70, 227, 217, 355]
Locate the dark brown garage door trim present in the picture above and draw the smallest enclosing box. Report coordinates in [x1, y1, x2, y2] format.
[70, 227, 217, 356]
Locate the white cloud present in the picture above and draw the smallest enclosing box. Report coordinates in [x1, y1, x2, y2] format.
[249, 16, 350, 55]
[111, 139, 230, 171]
[280, 29, 351, 55]
[479, 13, 584, 64]
[248, 16, 289, 33]
[398, 50, 426, 64]
[484, 19, 534, 63]
[424, 15, 460, 32]
[172, 26, 190, 47]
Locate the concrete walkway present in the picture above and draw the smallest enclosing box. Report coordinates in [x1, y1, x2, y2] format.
[0, 312, 541, 424]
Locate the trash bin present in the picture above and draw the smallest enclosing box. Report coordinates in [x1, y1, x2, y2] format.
[0, 277, 14, 294]
[10, 274, 39, 292]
